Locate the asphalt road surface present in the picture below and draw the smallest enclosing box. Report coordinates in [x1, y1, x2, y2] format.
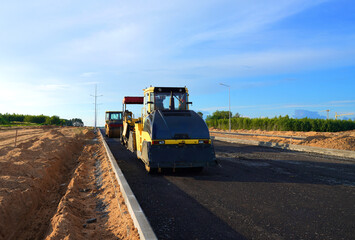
[102, 131, 355, 240]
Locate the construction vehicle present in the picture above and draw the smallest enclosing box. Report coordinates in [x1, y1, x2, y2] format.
[335, 112, 354, 120]
[121, 87, 217, 172]
[121, 97, 144, 150]
[320, 109, 330, 120]
[105, 111, 123, 138]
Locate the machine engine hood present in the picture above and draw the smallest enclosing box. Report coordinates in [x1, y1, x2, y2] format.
[147, 110, 210, 140]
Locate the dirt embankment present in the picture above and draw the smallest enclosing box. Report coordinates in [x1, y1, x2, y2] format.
[0, 127, 139, 240]
[0, 127, 50, 151]
[210, 128, 355, 151]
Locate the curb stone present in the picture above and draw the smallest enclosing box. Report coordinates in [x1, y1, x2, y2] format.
[98, 130, 157, 240]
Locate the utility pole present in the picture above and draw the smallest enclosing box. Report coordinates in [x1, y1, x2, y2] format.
[220, 83, 231, 132]
[90, 85, 103, 133]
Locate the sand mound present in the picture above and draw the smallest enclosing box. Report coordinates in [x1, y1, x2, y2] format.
[301, 134, 355, 151]
[210, 128, 355, 151]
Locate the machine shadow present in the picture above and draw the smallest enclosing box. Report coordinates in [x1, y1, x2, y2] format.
[192, 141, 355, 186]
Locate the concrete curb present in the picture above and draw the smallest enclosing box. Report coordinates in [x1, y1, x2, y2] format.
[98, 130, 157, 240]
[213, 136, 355, 160]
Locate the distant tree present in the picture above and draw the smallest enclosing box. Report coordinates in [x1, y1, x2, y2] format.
[65, 119, 73, 126]
[197, 112, 203, 118]
[3, 113, 25, 122]
[233, 113, 241, 118]
[34, 115, 47, 124]
[206, 115, 355, 132]
[0, 114, 9, 124]
[71, 118, 84, 127]
[1, 113, 83, 126]
[45, 115, 61, 125]
[206, 110, 231, 121]
[59, 119, 67, 126]
[24, 115, 35, 123]
[24, 114, 46, 124]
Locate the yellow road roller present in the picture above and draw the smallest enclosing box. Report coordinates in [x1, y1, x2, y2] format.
[122, 87, 217, 172]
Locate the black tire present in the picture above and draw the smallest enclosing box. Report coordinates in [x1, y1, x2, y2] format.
[192, 167, 204, 173]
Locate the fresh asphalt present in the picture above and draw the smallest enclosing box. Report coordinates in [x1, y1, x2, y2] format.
[101, 129, 355, 240]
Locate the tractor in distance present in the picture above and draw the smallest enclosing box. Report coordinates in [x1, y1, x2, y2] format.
[105, 111, 123, 138]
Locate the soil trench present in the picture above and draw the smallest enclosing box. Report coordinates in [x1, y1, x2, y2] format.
[0, 127, 139, 240]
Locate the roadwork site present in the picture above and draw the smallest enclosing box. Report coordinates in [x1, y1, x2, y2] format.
[103, 128, 355, 240]
[1, 126, 354, 240]
[0, 127, 139, 240]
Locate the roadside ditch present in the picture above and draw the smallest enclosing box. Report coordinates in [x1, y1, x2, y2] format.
[0, 128, 139, 240]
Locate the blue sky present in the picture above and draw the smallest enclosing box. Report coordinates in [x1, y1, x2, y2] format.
[0, 0, 354, 126]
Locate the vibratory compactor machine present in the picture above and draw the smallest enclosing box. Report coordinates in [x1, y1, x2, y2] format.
[121, 86, 217, 172]
[105, 111, 123, 138]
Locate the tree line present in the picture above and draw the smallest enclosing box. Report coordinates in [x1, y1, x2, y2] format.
[0, 113, 84, 127]
[205, 110, 355, 132]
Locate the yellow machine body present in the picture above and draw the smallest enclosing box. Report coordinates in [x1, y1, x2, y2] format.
[125, 87, 216, 172]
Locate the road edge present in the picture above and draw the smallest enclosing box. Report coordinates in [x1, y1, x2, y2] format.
[98, 130, 158, 240]
[213, 136, 355, 160]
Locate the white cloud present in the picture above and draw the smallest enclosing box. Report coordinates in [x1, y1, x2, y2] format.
[46, 0, 333, 69]
[38, 84, 69, 91]
[329, 100, 355, 104]
[173, 0, 329, 48]
[1, 0, 354, 126]
[79, 81, 100, 85]
[80, 72, 98, 78]
[0, 63, 93, 115]
[62, 24, 148, 64]
[120, 48, 353, 81]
